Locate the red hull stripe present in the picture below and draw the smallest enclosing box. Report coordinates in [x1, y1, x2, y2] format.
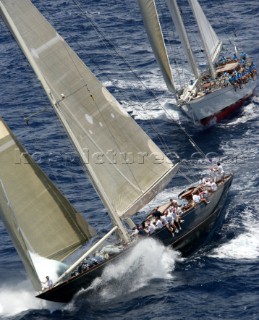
[200, 93, 254, 126]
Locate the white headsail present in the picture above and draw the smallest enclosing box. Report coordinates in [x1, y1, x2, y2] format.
[0, 119, 95, 291]
[0, 0, 179, 242]
[188, 0, 222, 77]
[138, 0, 176, 93]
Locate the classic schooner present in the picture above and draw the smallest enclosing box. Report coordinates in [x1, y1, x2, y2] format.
[138, 0, 257, 125]
[0, 0, 233, 303]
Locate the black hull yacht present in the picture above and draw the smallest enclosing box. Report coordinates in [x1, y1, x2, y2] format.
[37, 174, 233, 303]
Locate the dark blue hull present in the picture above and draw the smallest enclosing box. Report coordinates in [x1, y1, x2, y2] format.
[153, 174, 233, 255]
[36, 174, 233, 303]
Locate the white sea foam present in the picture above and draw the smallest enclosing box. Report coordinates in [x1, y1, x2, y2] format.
[209, 208, 259, 260]
[75, 238, 182, 302]
[104, 73, 186, 123]
[252, 94, 259, 103]
[30, 252, 68, 285]
[223, 101, 258, 126]
[0, 280, 53, 317]
[0, 254, 67, 317]
[0, 238, 182, 315]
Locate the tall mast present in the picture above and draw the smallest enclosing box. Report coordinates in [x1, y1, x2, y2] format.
[166, 0, 200, 80]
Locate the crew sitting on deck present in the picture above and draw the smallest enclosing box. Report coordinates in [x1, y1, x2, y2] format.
[204, 178, 217, 193]
[198, 185, 208, 199]
[219, 56, 227, 65]
[144, 199, 185, 237]
[130, 223, 146, 238]
[170, 198, 179, 208]
[172, 206, 183, 231]
[192, 191, 209, 205]
[205, 179, 212, 192]
[249, 62, 257, 79]
[168, 205, 184, 234]
[155, 216, 163, 230]
[213, 52, 256, 92]
[151, 206, 162, 219]
[145, 219, 156, 236]
[70, 254, 109, 278]
[162, 210, 177, 236]
[199, 175, 206, 185]
[164, 210, 177, 236]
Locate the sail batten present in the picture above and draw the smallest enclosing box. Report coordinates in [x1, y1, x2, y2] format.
[0, 0, 177, 228]
[0, 119, 95, 291]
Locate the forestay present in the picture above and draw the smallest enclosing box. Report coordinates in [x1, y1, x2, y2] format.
[0, 0, 178, 221]
[0, 119, 95, 291]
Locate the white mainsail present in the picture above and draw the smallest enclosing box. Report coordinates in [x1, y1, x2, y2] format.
[188, 0, 222, 69]
[0, 119, 95, 291]
[189, 0, 222, 78]
[0, 0, 178, 241]
[138, 0, 176, 93]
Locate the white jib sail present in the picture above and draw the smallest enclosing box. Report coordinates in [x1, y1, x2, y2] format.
[189, 0, 222, 65]
[0, 119, 95, 291]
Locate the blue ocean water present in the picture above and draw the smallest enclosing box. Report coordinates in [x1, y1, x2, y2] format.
[0, 0, 258, 319]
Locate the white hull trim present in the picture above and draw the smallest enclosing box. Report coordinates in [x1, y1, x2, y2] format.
[181, 80, 256, 124]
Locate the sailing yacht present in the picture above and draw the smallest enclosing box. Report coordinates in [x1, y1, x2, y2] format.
[0, 0, 233, 303]
[138, 0, 257, 125]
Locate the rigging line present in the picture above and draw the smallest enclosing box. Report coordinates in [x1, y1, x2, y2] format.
[177, 167, 195, 184]
[55, 37, 151, 192]
[202, 0, 240, 54]
[44, 1, 201, 182]
[30, 2, 148, 205]
[38, 0, 172, 161]
[23, 107, 49, 125]
[2, 3, 89, 217]
[58, 50, 150, 192]
[43, 4, 191, 187]
[56, 97, 147, 195]
[156, 0, 192, 89]
[26, 3, 113, 200]
[86, 94, 145, 194]
[25, 3, 91, 198]
[71, 0, 208, 167]
[70, 0, 174, 156]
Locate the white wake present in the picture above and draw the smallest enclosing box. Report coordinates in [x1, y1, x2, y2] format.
[0, 280, 53, 317]
[209, 208, 259, 260]
[75, 238, 182, 301]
